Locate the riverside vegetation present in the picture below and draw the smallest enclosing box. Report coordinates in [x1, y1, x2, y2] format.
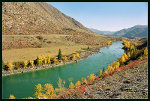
[8, 39, 148, 99]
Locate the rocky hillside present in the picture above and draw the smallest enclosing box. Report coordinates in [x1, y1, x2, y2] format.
[2, 2, 118, 50]
[112, 25, 148, 38]
[2, 2, 92, 35]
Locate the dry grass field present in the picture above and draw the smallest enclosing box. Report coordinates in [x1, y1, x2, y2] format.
[2, 34, 89, 63]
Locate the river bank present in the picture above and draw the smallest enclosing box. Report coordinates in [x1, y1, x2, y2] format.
[2, 46, 101, 77]
[80, 56, 148, 99]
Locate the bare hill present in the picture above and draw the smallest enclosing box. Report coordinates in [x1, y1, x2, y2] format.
[2, 2, 92, 35]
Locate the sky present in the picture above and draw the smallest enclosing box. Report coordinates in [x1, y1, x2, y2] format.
[48, 2, 148, 31]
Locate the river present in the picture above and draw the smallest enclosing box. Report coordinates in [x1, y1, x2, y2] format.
[2, 41, 124, 98]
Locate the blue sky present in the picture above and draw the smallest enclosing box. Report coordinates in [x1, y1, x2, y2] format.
[47, 2, 148, 31]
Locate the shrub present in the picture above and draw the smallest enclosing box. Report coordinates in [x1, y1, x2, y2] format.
[14, 62, 23, 70]
[36, 36, 43, 40]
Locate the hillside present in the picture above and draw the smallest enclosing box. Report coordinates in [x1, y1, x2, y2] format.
[89, 28, 115, 35]
[2, 2, 119, 62]
[2, 2, 92, 35]
[112, 25, 148, 38]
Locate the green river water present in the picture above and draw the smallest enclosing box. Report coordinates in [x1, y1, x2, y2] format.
[3, 41, 124, 98]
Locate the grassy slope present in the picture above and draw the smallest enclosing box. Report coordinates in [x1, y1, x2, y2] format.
[2, 34, 88, 63]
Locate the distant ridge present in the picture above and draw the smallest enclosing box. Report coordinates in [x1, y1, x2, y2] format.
[89, 28, 115, 35]
[112, 25, 148, 38]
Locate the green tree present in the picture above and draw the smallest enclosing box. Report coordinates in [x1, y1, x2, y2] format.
[57, 49, 62, 60]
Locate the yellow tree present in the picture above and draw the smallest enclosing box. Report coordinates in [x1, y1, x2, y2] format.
[107, 40, 112, 45]
[127, 52, 131, 58]
[47, 57, 51, 64]
[7, 61, 13, 71]
[69, 82, 75, 89]
[76, 53, 80, 58]
[24, 61, 28, 68]
[9, 94, 15, 99]
[75, 80, 81, 87]
[88, 74, 96, 81]
[98, 70, 103, 77]
[63, 56, 68, 61]
[120, 55, 126, 63]
[107, 65, 112, 72]
[123, 53, 128, 60]
[29, 60, 34, 67]
[144, 47, 148, 56]
[44, 83, 55, 97]
[81, 77, 84, 84]
[72, 54, 76, 60]
[34, 83, 43, 98]
[37, 56, 42, 66]
[53, 57, 58, 63]
[43, 57, 47, 64]
[83, 78, 88, 84]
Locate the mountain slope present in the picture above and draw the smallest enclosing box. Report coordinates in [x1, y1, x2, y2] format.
[2, 2, 92, 35]
[89, 28, 115, 35]
[112, 25, 148, 38]
[2, 2, 118, 51]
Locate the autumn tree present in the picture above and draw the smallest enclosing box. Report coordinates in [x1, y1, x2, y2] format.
[53, 57, 58, 63]
[7, 61, 13, 70]
[63, 56, 68, 61]
[75, 80, 81, 87]
[37, 56, 42, 66]
[76, 53, 80, 58]
[69, 82, 75, 89]
[72, 54, 76, 60]
[120, 54, 126, 63]
[44, 83, 55, 97]
[34, 83, 43, 98]
[29, 60, 34, 67]
[98, 70, 103, 77]
[47, 55, 51, 64]
[9, 94, 15, 99]
[107, 40, 112, 45]
[144, 47, 148, 56]
[24, 61, 28, 68]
